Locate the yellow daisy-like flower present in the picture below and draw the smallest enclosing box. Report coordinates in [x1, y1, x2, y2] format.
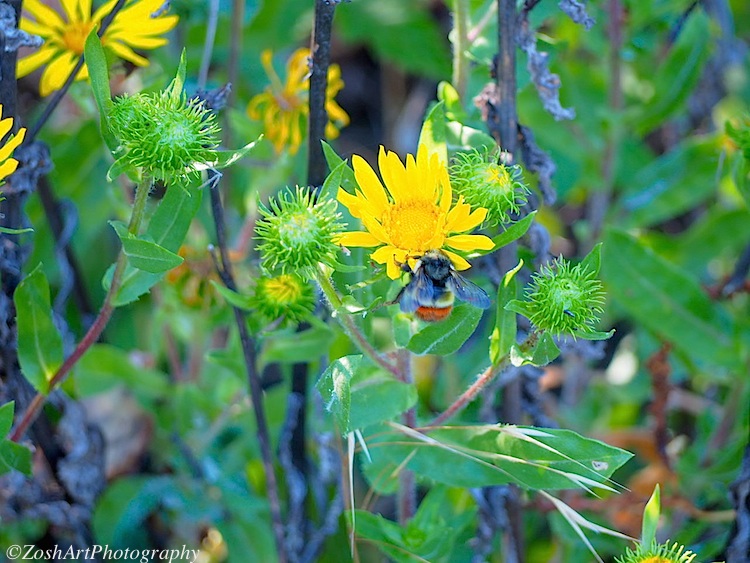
[18, 0, 178, 97]
[337, 144, 495, 279]
[0, 106, 27, 183]
[247, 48, 350, 155]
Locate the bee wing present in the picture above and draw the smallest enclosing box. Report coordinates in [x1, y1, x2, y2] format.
[399, 269, 434, 313]
[446, 272, 491, 309]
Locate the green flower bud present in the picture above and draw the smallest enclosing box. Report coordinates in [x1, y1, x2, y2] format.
[524, 257, 605, 336]
[251, 273, 316, 325]
[616, 540, 696, 563]
[108, 90, 220, 184]
[255, 186, 344, 279]
[449, 149, 529, 226]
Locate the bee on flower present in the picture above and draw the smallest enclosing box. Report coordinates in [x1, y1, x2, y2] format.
[336, 144, 496, 321]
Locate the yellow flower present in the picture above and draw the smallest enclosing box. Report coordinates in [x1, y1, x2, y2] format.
[337, 144, 495, 279]
[18, 0, 178, 97]
[0, 106, 26, 183]
[247, 48, 350, 155]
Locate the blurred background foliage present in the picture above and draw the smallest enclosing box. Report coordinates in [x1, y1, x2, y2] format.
[3, 0, 750, 561]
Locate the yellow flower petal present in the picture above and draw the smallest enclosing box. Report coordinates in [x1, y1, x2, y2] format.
[40, 51, 79, 96]
[442, 250, 472, 271]
[378, 146, 407, 202]
[336, 231, 381, 248]
[352, 154, 390, 216]
[17, 46, 57, 78]
[0, 159, 19, 181]
[371, 245, 406, 279]
[337, 187, 366, 219]
[446, 234, 494, 251]
[107, 42, 149, 67]
[23, 0, 65, 28]
[0, 129, 26, 162]
[0, 117, 11, 139]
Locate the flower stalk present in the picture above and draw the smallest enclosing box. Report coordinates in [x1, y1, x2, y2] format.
[11, 178, 153, 442]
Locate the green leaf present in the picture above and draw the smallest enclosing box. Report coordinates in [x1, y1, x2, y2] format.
[316, 355, 361, 433]
[392, 313, 413, 348]
[407, 303, 484, 356]
[14, 265, 63, 394]
[574, 328, 616, 341]
[490, 212, 537, 250]
[0, 440, 32, 476]
[364, 424, 632, 493]
[510, 332, 561, 367]
[445, 120, 497, 153]
[110, 221, 184, 274]
[106, 184, 203, 306]
[336, 0, 451, 80]
[259, 325, 335, 367]
[618, 136, 724, 228]
[641, 484, 661, 548]
[194, 138, 262, 171]
[490, 260, 523, 364]
[418, 101, 448, 165]
[321, 141, 357, 193]
[579, 242, 602, 276]
[166, 50, 187, 102]
[210, 281, 254, 310]
[84, 30, 118, 152]
[75, 344, 169, 402]
[322, 160, 347, 201]
[630, 13, 711, 135]
[349, 365, 417, 431]
[603, 229, 740, 369]
[0, 402, 13, 437]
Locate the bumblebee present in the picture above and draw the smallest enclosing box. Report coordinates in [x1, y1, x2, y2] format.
[398, 250, 491, 322]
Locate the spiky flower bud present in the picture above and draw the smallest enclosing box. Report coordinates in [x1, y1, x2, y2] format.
[523, 257, 605, 337]
[616, 540, 697, 563]
[449, 149, 529, 226]
[255, 186, 344, 279]
[251, 273, 316, 325]
[108, 89, 220, 184]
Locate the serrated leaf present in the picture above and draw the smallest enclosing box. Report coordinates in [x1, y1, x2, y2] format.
[603, 229, 739, 369]
[14, 265, 63, 394]
[419, 101, 448, 165]
[491, 212, 536, 250]
[510, 332, 561, 367]
[0, 440, 32, 475]
[490, 260, 523, 364]
[407, 303, 483, 356]
[84, 30, 118, 152]
[316, 355, 361, 433]
[110, 221, 184, 274]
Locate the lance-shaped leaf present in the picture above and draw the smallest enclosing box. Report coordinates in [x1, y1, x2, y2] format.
[418, 101, 448, 165]
[110, 221, 184, 274]
[490, 211, 536, 251]
[317, 355, 361, 433]
[84, 30, 118, 152]
[407, 303, 484, 356]
[490, 260, 523, 364]
[14, 265, 63, 394]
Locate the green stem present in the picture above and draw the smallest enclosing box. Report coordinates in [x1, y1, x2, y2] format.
[396, 349, 416, 525]
[11, 180, 153, 442]
[315, 266, 400, 376]
[452, 0, 471, 101]
[428, 331, 539, 426]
